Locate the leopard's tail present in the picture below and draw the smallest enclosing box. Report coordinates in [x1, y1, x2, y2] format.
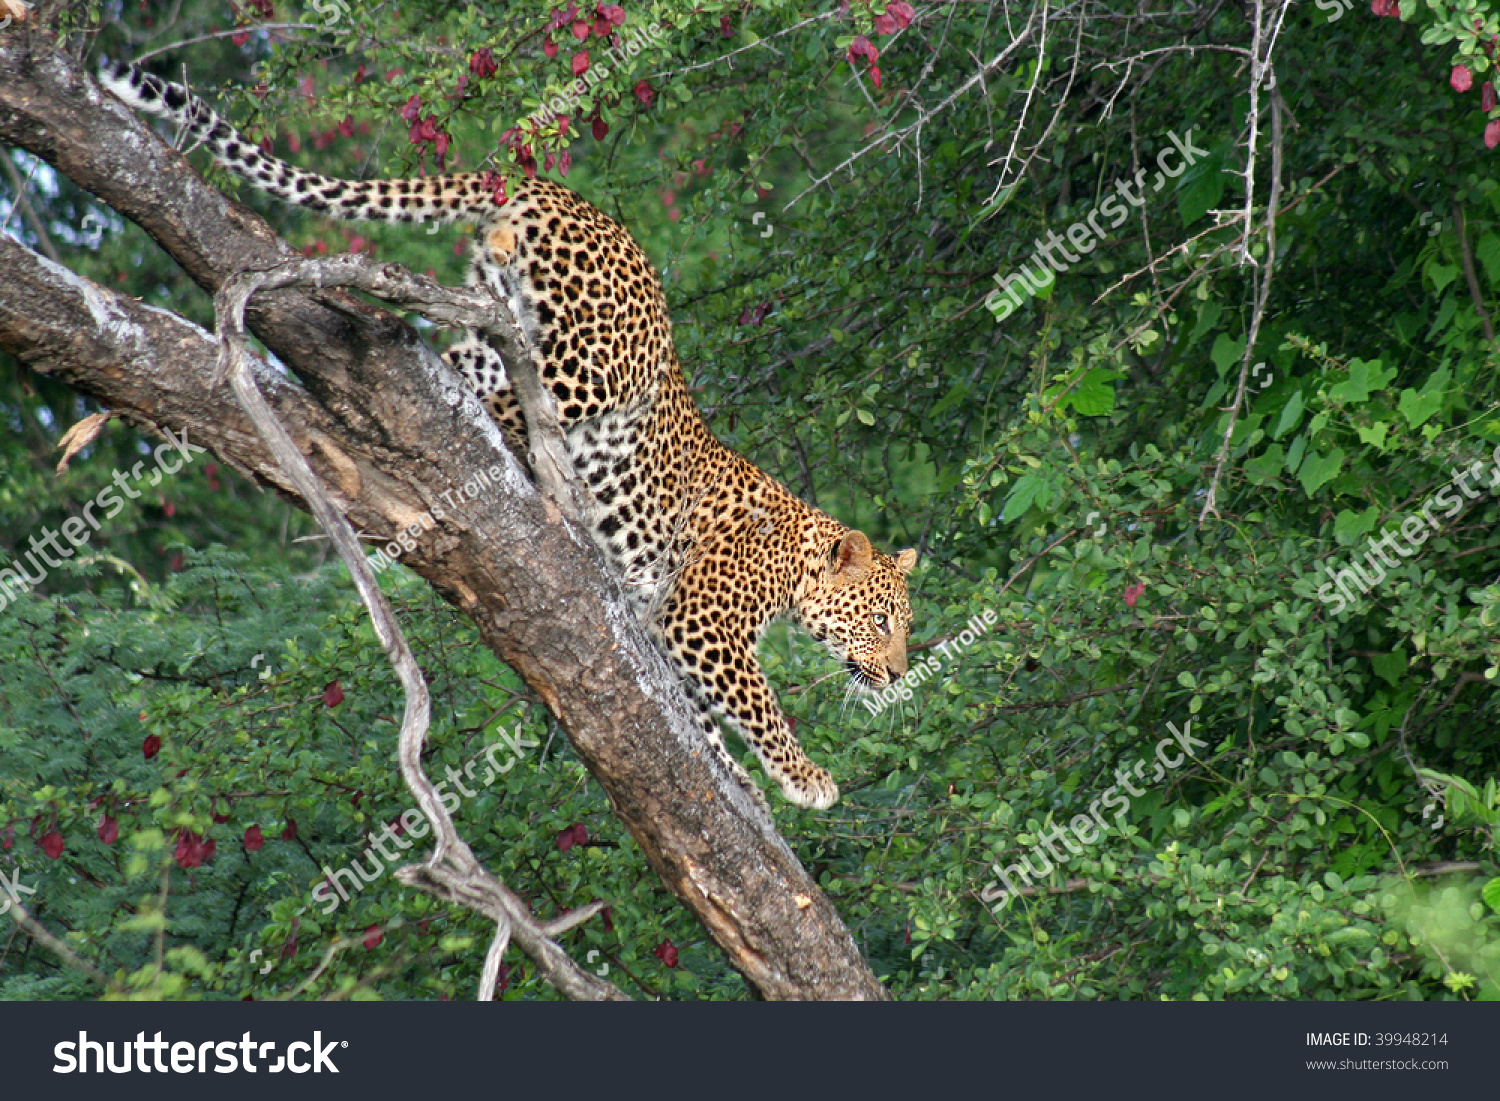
[98, 60, 507, 225]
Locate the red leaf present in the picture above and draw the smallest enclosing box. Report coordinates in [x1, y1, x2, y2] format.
[338, 113, 355, 138]
[244, 825, 264, 852]
[543, 35, 558, 59]
[1484, 80, 1497, 112]
[653, 938, 679, 967]
[400, 94, 422, 124]
[720, 13, 733, 37]
[363, 925, 383, 950]
[97, 814, 119, 845]
[633, 79, 655, 107]
[39, 830, 64, 859]
[1486, 119, 1500, 148]
[212, 803, 231, 824]
[886, 0, 915, 29]
[874, 13, 897, 34]
[3, 824, 12, 850]
[572, 20, 590, 39]
[1452, 64, 1474, 93]
[557, 822, 589, 851]
[572, 50, 591, 76]
[469, 48, 497, 79]
[1123, 582, 1146, 607]
[593, 116, 609, 140]
[559, 149, 573, 176]
[163, 501, 175, 518]
[232, 30, 249, 46]
[142, 734, 161, 759]
[324, 681, 344, 707]
[870, 64, 883, 90]
[282, 819, 298, 841]
[847, 35, 878, 64]
[593, 14, 611, 36]
[173, 829, 210, 868]
[599, 4, 625, 25]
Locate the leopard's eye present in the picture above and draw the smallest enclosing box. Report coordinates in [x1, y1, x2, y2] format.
[872, 613, 889, 631]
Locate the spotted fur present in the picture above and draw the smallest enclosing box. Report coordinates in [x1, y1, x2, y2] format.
[102, 61, 917, 809]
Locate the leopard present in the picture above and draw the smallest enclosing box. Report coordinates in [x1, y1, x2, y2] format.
[100, 60, 917, 811]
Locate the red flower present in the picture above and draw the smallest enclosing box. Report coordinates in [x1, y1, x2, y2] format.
[363, 925, 383, 950]
[2, 824, 12, 850]
[634, 80, 656, 107]
[39, 830, 64, 859]
[1484, 80, 1497, 111]
[572, 50, 591, 76]
[1123, 582, 1146, 607]
[142, 734, 161, 759]
[543, 35, 558, 59]
[1486, 119, 1500, 148]
[1452, 64, 1474, 93]
[324, 681, 344, 707]
[469, 48, 497, 79]
[557, 822, 589, 851]
[282, 819, 298, 841]
[653, 938, 679, 967]
[244, 825, 264, 852]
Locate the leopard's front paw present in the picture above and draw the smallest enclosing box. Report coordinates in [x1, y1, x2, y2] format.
[779, 766, 839, 811]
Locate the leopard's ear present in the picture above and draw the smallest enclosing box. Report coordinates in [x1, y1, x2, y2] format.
[894, 548, 917, 574]
[829, 530, 874, 580]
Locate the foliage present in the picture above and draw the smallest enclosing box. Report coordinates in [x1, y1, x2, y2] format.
[2, 0, 1497, 1000]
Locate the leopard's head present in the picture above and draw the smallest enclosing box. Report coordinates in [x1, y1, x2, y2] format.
[798, 530, 917, 689]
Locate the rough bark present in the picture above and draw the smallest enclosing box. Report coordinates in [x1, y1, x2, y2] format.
[0, 32, 889, 1000]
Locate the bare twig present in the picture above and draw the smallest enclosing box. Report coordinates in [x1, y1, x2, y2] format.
[213, 255, 625, 1001]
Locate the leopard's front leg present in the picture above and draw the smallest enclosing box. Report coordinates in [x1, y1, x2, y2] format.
[656, 607, 839, 810]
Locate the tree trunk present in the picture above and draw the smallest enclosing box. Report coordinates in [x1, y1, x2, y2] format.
[0, 33, 888, 1001]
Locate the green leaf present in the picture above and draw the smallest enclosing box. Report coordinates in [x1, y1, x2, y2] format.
[1176, 142, 1227, 226]
[1398, 366, 1450, 428]
[1244, 443, 1285, 485]
[1273, 390, 1305, 440]
[1334, 506, 1378, 544]
[1210, 333, 1244, 377]
[1483, 877, 1500, 914]
[1284, 432, 1307, 475]
[1424, 259, 1459, 294]
[1328, 359, 1395, 404]
[855, 408, 876, 426]
[1002, 473, 1054, 522]
[1370, 650, 1407, 686]
[1298, 448, 1345, 495]
[1356, 421, 1390, 451]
